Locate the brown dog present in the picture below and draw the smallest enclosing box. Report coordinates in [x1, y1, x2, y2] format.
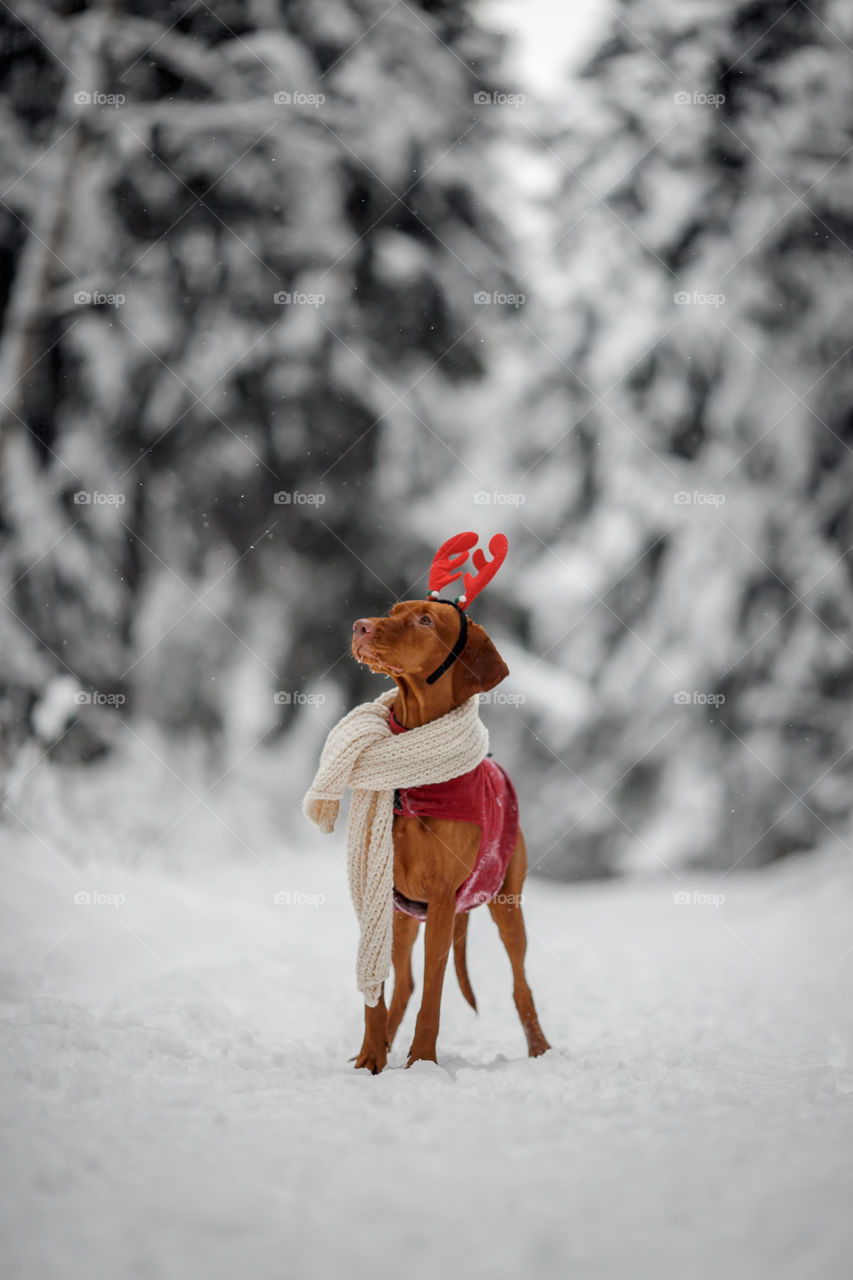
[351, 598, 550, 1072]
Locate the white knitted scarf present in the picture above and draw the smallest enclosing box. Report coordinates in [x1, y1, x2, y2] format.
[302, 689, 488, 1006]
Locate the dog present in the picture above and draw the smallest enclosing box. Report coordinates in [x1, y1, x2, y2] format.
[350, 594, 550, 1072]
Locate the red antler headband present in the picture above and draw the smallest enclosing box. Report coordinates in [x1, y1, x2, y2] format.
[427, 531, 508, 609]
[423, 532, 508, 685]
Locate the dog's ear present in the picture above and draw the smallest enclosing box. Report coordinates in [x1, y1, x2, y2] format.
[451, 621, 509, 703]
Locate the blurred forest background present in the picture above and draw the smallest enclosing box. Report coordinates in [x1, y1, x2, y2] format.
[1, 0, 853, 880]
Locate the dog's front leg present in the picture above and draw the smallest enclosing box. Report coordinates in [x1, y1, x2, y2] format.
[407, 897, 455, 1067]
[354, 985, 389, 1074]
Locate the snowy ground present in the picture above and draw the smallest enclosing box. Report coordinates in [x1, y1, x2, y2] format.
[2, 742, 853, 1280]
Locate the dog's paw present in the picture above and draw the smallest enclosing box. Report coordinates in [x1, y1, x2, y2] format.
[354, 1047, 387, 1074]
[406, 1044, 438, 1069]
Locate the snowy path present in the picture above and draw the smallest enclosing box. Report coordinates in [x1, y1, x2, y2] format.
[2, 831, 852, 1280]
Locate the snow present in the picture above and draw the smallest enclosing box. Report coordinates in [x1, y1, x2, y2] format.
[2, 774, 852, 1280]
[30, 677, 82, 744]
[481, 0, 609, 92]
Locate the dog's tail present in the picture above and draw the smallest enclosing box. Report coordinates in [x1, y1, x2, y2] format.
[453, 913, 477, 1012]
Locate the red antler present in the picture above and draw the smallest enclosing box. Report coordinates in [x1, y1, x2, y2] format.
[463, 533, 508, 607]
[427, 531, 508, 610]
[428, 531, 477, 596]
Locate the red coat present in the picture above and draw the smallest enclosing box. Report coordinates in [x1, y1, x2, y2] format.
[388, 710, 519, 919]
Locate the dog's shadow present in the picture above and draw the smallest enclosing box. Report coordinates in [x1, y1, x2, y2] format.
[382, 1048, 561, 1079]
[436, 1052, 514, 1075]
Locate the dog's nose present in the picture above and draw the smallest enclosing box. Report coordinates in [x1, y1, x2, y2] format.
[353, 618, 375, 637]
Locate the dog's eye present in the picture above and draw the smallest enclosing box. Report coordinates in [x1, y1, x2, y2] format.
[418, 615, 433, 626]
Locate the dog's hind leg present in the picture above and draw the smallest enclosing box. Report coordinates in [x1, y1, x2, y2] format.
[488, 832, 550, 1058]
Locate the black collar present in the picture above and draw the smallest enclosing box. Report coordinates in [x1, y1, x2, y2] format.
[425, 599, 468, 685]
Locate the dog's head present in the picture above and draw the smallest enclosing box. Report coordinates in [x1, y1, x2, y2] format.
[352, 599, 508, 703]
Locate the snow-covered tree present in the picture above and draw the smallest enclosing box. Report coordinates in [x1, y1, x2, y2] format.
[0, 0, 514, 765]
[480, 0, 853, 875]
